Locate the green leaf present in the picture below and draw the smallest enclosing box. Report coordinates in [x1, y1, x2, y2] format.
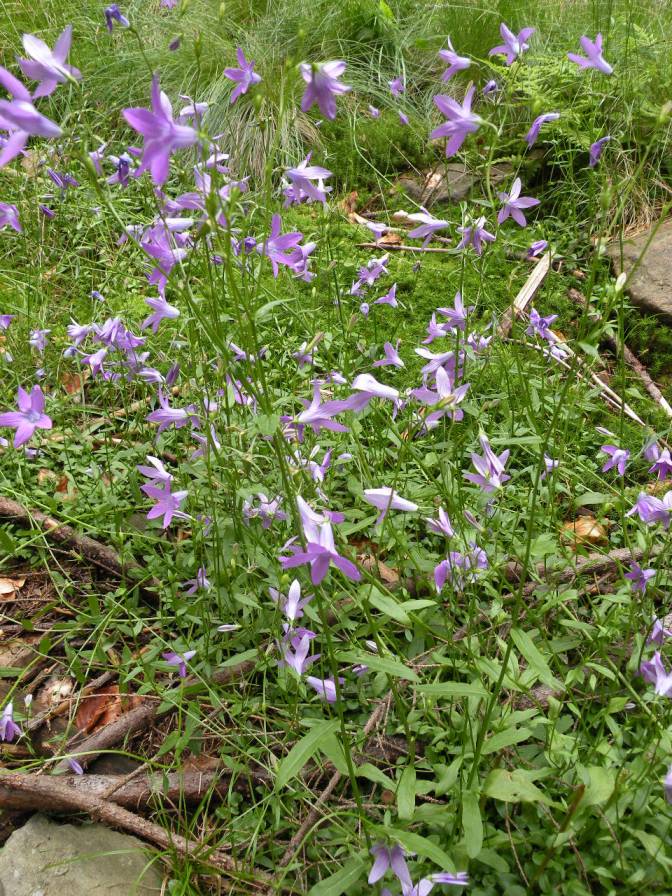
[276, 720, 341, 789]
[367, 586, 410, 624]
[510, 628, 562, 689]
[397, 763, 416, 820]
[416, 681, 487, 699]
[356, 762, 395, 790]
[337, 651, 419, 681]
[462, 790, 483, 858]
[307, 855, 367, 896]
[221, 648, 257, 668]
[319, 733, 350, 775]
[483, 769, 549, 804]
[254, 413, 280, 437]
[481, 726, 532, 755]
[382, 827, 455, 870]
[255, 297, 297, 322]
[575, 491, 611, 506]
[580, 766, 615, 806]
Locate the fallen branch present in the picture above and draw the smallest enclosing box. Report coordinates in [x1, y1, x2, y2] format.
[0, 497, 158, 594]
[498, 252, 552, 338]
[0, 774, 270, 886]
[356, 242, 453, 254]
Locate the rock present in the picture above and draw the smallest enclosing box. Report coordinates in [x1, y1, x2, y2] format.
[0, 814, 163, 895]
[608, 220, 672, 321]
[392, 161, 514, 207]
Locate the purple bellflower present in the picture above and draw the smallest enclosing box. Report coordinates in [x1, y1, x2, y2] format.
[489, 23, 535, 65]
[438, 39, 470, 80]
[373, 340, 404, 369]
[363, 487, 418, 524]
[17, 26, 81, 98]
[625, 562, 655, 594]
[280, 497, 360, 585]
[412, 366, 469, 428]
[456, 216, 495, 255]
[368, 843, 412, 890]
[389, 77, 405, 97]
[258, 214, 306, 277]
[589, 136, 611, 167]
[426, 507, 454, 537]
[299, 61, 351, 120]
[526, 308, 557, 340]
[528, 239, 548, 258]
[243, 493, 287, 527]
[0, 66, 62, 166]
[183, 567, 211, 595]
[526, 112, 560, 147]
[141, 481, 189, 528]
[626, 492, 672, 528]
[464, 433, 511, 492]
[407, 209, 449, 245]
[163, 649, 196, 678]
[123, 76, 199, 185]
[431, 86, 481, 157]
[0, 385, 52, 447]
[305, 675, 344, 702]
[0, 703, 21, 742]
[375, 283, 398, 307]
[435, 545, 488, 592]
[600, 444, 629, 475]
[141, 294, 180, 333]
[639, 651, 672, 696]
[408, 871, 470, 894]
[497, 178, 540, 226]
[105, 5, 130, 31]
[284, 154, 332, 206]
[648, 616, 672, 646]
[438, 291, 473, 331]
[269, 579, 313, 623]
[281, 629, 318, 676]
[665, 767, 672, 804]
[568, 34, 613, 75]
[223, 48, 262, 103]
[649, 448, 672, 480]
[0, 202, 21, 232]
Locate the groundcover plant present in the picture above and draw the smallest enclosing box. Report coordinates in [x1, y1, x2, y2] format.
[1, 1, 672, 893]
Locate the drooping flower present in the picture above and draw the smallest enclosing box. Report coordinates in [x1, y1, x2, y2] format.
[104, 5, 130, 31]
[0, 703, 21, 742]
[363, 487, 418, 524]
[223, 48, 262, 103]
[373, 340, 404, 369]
[639, 651, 672, 696]
[0, 202, 21, 232]
[0, 385, 52, 447]
[527, 239, 548, 258]
[389, 77, 405, 97]
[431, 86, 481, 157]
[281, 629, 318, 675]
[526, 308, 557, 340]
[456, 216, 495, 255]
[138, 455, 173, 484]
[17, 26, 81, 98]
[283, 154, 332, 206]
[299, 61, 351, 120]
[123, 75, 199, 185]
[368, 843, 412, 890]
[398, 111, 409, 126]
[589, 135, 611, 167]
[435, 545, 488, 592]
[295, 382, 351, 435]
[624, 562, 655, 594]
[407, 209, 449, 245]
[568, 34, 613, 75]
[305, 675, 344, 702]
[648, 616, 672, 646]
[464, 433, 510, 492]
[280, 497, 360, 585]
[425, 507, 454, 537]
[600, 444, 629, 476]
[141, 481, 189, 528]
[626, 493, 672, 528]
[0, 66, 62, 166]
[163, 648, 196, 678]
[141, 294, 180, 333]
[183, 567, 211, 595]
[649, 448, 672, 481]
[489, 23, 535, 65]
[525, 112, 560, 147]
[407, 871, 470, 894]
[438, 38, 470, 80]
[497, 178, 540, 227]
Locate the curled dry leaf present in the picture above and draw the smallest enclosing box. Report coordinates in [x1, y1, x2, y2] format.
[74, 684, 144, 734]
[561, 516, 608, 549]
[0, 577, 26, 600]
[358, 554, 399, 586]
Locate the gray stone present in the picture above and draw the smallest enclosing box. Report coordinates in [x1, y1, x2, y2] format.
[0, 815, 163, 895]
[608, 220, 672, 322]
[392, 161, 514, 207]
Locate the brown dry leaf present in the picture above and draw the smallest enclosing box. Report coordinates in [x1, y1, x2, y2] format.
[21, 151, 40, 176]
[61, 369, 89, 397]
[0, 577, 26, 600]
[34, 676, 75, 711]
[358, 554, 399, 586]
[340, 191, 358, 216]
[38, 468, 57, 485]
[74, 684, 143, 734]
[378, 231, 402, 246]
[561, 517, 608, 549]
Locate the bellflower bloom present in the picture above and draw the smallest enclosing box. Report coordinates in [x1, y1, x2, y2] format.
[412, 366, 469, 427]
[223, 48, 262, 103]
[282, 630, 318, 676]
[409, 871, 470, 894]
[639, 651, 672, 696]
[17, 26, 81, 98]
[368, 843, 412, 890]
[407, 209, 449, 244]
[399, 111, 409, 126]
[625, 562, 655, 594]
[489, 23, 535, 65]
[526, 112, 560, 147]
[258, 214, 306, 277]
[438, 38, 470, 80]
[146, 390, 197, 432]
[0, 314, 14, 330]
[497, 178, 540, 226]
[305, 675, 344, 702]
[163, 649, 196, 678]
[280, 497, 360, 585]
[456, 216, 495, 255]
[589, 136, 611, 167]
[431, 86, 481, 157]
[601, 444, 629, 475]
[123, 76, 199, 185]
[105, 5, 130, 31]
[389, 77, 405, 97]
[0, 703, 21, 742]
[351, 373, 400, 404]
[0, 202, 21, 232]
[284, 154, 332, 206]
[435, 545, 488, 592]
[648, 616, 672, 646]
[141, 294, 180, 333]
[568, 34, 613, 75]
[375, 283, 398, 307]
[373, 340, 404, 369]
[665, 766, 672, 804]
[363, 487, 418, 524]
[438, 291, 473, 331]
[137, 455, 173, 484]
[526, 308, 557, 340]
[141, 481, 189, 528]
[0, 66, 62, 166]
[299, 61, 351, 120]
[541, 454, 559, 480]
[269, 579, 313, 623]
[626, 492, 672, 528]
[426, 507, 454, 537]
[183, 567, 211, 595]
[296, 382, 351, 434]
[649, 448, 672, 480]
[482, 79, 498, 96]
[528, 239, 548, 258]
[0, 385, 52, 447]
[464, 434, 511, 492]
[243, 493, 287, 528]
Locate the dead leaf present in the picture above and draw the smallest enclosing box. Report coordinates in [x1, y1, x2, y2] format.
[340, 191, 358, 215]
[358, 554, 399, 586]
[0, 577, 25, 600]
[378, 231, 402, 246]
[561, 517, 608, 549]
[34, 676, 75, 710]
[74, 684, 143, 734]
[61, 369, 89, 398]
[38, 468, 58, 485]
